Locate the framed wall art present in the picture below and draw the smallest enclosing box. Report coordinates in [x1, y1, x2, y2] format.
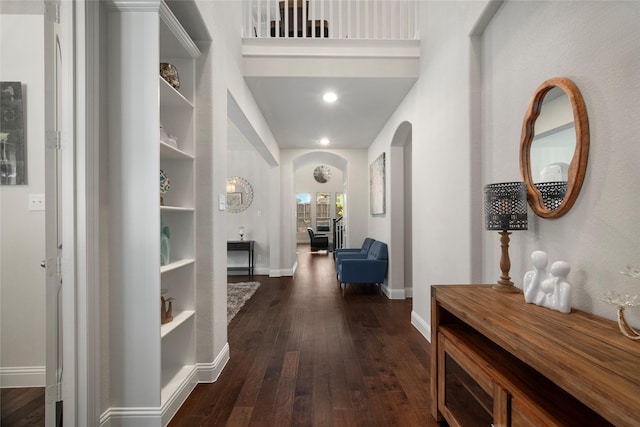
[0, 82, 26, 185]
[370, 152, 385, 215]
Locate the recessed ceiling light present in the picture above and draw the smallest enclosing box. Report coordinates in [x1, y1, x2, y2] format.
[323, 92, 337, 103]
[320, 138, 330, 145]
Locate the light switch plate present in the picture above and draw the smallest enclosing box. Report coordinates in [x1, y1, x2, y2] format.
[29, 193, 46, 211]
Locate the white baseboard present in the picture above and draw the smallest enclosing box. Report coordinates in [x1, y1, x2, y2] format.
[100, 344, 230, 427]
[197, 342, 230, 383]
[271, 260, 296, 277]
[404, 286, 413, 298]
[411, 310, 431, 342]
[0, 366, 45, 388]
[381, 284, 406, 300]
[99, 406, 161, 427]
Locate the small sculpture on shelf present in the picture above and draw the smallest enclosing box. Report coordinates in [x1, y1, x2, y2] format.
[159, 62, 180, 90]
[160, 169, 170, 206]
[239, 226, 245, 241]
[160, 218, 170, 266]
[523, 250, 572, 313]
[161, 290, 174, 325]
[160, 123, 178, 149]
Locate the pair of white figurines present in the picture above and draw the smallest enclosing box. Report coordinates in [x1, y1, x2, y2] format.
[523, 250, 571, 314]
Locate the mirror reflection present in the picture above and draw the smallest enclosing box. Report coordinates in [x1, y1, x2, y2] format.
[531, 87, 575, 184]
[531, 87, 574, 211]
[520, 77, 589, 218]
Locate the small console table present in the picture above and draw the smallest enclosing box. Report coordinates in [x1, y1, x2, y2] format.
[227, 240, 255, 275]
[431, 284, 640, 426]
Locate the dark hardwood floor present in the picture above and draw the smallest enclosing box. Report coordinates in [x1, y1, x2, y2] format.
[0, 387, 45, 427]
[170, 245, 437, 426]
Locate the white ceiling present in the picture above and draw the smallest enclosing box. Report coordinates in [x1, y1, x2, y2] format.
[240, 38, 420, 151]
[164, 2, 420, 152]
[244, 75, 417, 149]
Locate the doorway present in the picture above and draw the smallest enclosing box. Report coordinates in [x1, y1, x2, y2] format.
[0, 4, 66, 426]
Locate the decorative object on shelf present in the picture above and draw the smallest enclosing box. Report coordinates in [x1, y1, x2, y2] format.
[159, 123, 178, 149]
[600, 266, 640, 340]
[226, 176, 254, 213]
[1, 81, 26, 185]
[161, 289, 174, 325]
[370, 152, 386, 215]
[160, 218, 170, 266]
[484, 181, 528, 292]
[239, 226, 245, 241]
[523, 251, 572, 313]
[313, 165, 331, 183]
[159, 62, 180, 90]
[160, 169, 170, 205]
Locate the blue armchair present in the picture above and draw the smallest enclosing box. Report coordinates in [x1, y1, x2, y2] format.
[336, 241, 388, 295]
[334, 237, 375, 261]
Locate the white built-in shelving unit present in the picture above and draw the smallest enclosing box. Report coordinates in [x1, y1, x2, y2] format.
[105, 1, 202, 425]
[158, 5, 200, 421]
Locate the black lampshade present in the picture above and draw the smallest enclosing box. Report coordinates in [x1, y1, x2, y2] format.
[484, 182, 528, 231]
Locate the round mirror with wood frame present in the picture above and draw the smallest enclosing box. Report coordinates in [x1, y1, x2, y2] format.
[520, 77, 589, 218]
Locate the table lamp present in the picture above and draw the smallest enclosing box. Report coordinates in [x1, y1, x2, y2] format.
[484, 182, 528, 292]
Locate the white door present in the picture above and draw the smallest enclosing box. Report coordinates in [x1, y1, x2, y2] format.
[43, 1, 63, 424]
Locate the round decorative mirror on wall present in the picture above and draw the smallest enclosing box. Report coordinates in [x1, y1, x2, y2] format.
[226, 176, 254, 213]
[520, 77, 589, 218]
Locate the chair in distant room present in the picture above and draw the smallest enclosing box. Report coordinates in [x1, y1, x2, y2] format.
[307, 227, 329, 251]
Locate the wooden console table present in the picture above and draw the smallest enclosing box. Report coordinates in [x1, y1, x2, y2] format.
[431, 285, 640, 426]
[227, 240, 255, 275]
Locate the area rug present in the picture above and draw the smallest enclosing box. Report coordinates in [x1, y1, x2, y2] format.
[227, 281, 261, 324]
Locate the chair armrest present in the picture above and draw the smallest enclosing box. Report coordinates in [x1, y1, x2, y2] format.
[335, 252, 368, 267]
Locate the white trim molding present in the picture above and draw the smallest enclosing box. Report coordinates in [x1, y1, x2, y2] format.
[197, 342, 230, 383]
[381, 284, 406, 300]
[0, 366, 46, 388]
[99, 406, 162, 427]
[411, 310, 431, 342]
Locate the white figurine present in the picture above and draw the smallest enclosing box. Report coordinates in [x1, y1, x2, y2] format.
[523, 251, 548, 303]
[539, 261, 572, 313]
[523, 251, 572, 314]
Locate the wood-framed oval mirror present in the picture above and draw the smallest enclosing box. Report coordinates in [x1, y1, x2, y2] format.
[520, 77, 589, 218]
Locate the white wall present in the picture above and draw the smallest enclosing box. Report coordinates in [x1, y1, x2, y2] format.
[482, 1, 640, 327]
[227, 147, 271, 274]
[0, 12, 46, 387]
[190, 0, 283, 363]
[390, 0, 640, 341]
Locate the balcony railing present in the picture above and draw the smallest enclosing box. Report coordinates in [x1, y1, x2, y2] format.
[245, 0, 418, 40]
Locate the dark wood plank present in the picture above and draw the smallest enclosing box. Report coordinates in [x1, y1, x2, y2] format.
[0, 387, 45, 427]
[170, 245, 436, 426]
